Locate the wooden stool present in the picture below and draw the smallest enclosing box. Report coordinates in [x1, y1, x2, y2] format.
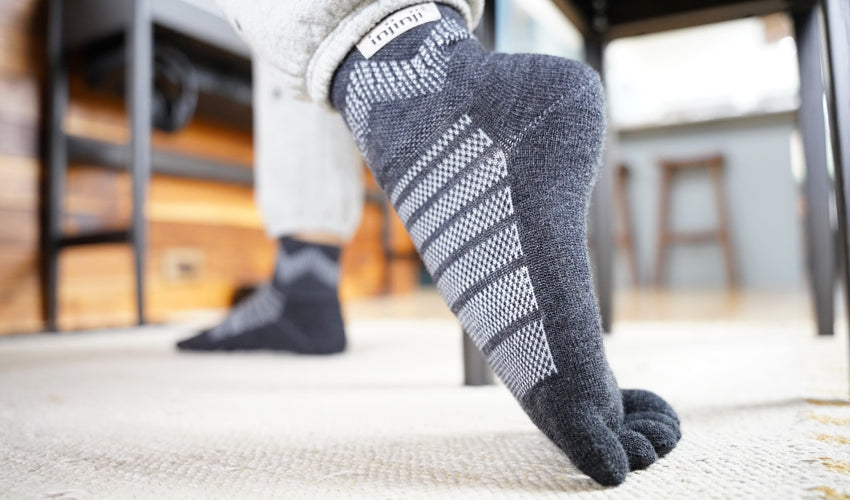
[615, 164, 639, 287]
[655, 154, 737, 288]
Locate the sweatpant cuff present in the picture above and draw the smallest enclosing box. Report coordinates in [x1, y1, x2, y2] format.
[305, 0, 484, 107]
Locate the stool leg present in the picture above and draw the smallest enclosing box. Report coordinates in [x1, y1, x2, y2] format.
[823, 0, 850, 382]
[615, 166, 639, 287]
[655, 169, 672, 287]
[42, 0, 68, 332]
[710, 165, 737, 288]
[591, 166, 616, 333]
[794, 6, 836, 336]
[585, 34, 615, 333]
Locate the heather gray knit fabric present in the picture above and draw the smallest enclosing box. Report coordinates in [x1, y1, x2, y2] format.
[176, 238, 345, 354]
[330, 5, 679, 486]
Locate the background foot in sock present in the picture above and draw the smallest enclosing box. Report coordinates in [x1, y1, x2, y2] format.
[176, 238, 346, 354]
[330, 4, 679, 485]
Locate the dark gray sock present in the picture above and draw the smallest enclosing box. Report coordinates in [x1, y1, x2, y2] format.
[330, 4, 678, 485]
[176, 237, 346, 354]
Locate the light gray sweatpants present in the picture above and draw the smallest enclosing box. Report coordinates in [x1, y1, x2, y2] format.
[254, 60, 363, 240]
[227, 1, 483, 240]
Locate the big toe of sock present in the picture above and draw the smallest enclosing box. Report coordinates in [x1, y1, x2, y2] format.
[568, 417, 666, 475]
[540, 410, 630, 486]
[531, 389, 681, 483]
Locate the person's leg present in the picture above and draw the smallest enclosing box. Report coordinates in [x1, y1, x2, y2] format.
[177, 60, 363, 353]
[252, 61, 364, 242]
[214, 0, 679, 486]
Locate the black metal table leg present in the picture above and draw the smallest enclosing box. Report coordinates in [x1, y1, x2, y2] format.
[42, 0, 68, 332]
[461, 1, 496, 386]
[822, 0, 850, 382]
[127, 0, 152, 326]
[794, 5, 836, 336]
[463, 331, 494, 386]
[585, 33, 615, 333]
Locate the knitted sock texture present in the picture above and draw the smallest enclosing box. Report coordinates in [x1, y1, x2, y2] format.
[330, 4, 679, 485]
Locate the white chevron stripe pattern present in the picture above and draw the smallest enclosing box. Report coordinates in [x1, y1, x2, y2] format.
[400, 126, 557, 397]
[209, 285, 284, 340]
[396, 129, 492, 225]
[349, 16, 558, 397]
[407, 146, 505, 247]
[420, 187, 514, 274]
[390, 115, 472, 204]
[457, 266, 539, 348]
[277, 248, 340, 288]
[488, 320, 558, 397]
[343, 18, 469, 153]
[436, 222, 523, 308]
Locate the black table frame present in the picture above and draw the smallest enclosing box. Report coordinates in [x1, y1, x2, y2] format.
[42, 0, 252, 331]
[555, 0, 849, 347]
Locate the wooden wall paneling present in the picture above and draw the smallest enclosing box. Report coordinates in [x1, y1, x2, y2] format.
[0, 1, 41, 156]
[147, 175, 261, 228]
[57, 245, 137, 331]
[0, 0, 44, 335]
[63, 166, 131, 232]
[341, 200, 387, 301]
[0, 120, 39, 158]
[0, 156, 40, 336]
[0, 74, 39, 123]
[0, 245, 38, 290]
[0, 155, 39, 209]
[64, 85, 130, 144]
[0, 210, 38, 243]
[339, 168, 423, 300]
[0, 0, 43, 78]
[147, 220, 274, 320]
[49, 69, 262, 331]
[49, 172, 276, 330]
[0, 271, 42, 333]
[50, 221, 277, 330]
[66, 76, 254, 165]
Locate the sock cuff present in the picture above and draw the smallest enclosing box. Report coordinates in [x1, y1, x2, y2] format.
[279, 236, 342, 260]
[306, 0, 483, 107]
[274, 237, 341, 297]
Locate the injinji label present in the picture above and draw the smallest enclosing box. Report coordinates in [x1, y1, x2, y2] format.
[357, 3, 442, 59]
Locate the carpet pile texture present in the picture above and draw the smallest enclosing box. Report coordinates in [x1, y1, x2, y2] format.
[1, 318, 848, 498]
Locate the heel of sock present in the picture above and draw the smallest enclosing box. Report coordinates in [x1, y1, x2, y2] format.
[283, 297, 347, 354]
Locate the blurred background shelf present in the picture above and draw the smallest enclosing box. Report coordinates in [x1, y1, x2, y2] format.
[42, 0, 255, 332]
[66, 135, 253, 186]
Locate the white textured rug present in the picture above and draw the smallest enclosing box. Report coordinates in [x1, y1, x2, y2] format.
[1, 318, 849, 499]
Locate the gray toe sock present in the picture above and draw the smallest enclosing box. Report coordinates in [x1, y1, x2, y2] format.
[176, 237, 346, 354]
[330, 4, 678, 485]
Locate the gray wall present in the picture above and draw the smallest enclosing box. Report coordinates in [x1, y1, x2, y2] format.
[612, 111, 805, 290]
